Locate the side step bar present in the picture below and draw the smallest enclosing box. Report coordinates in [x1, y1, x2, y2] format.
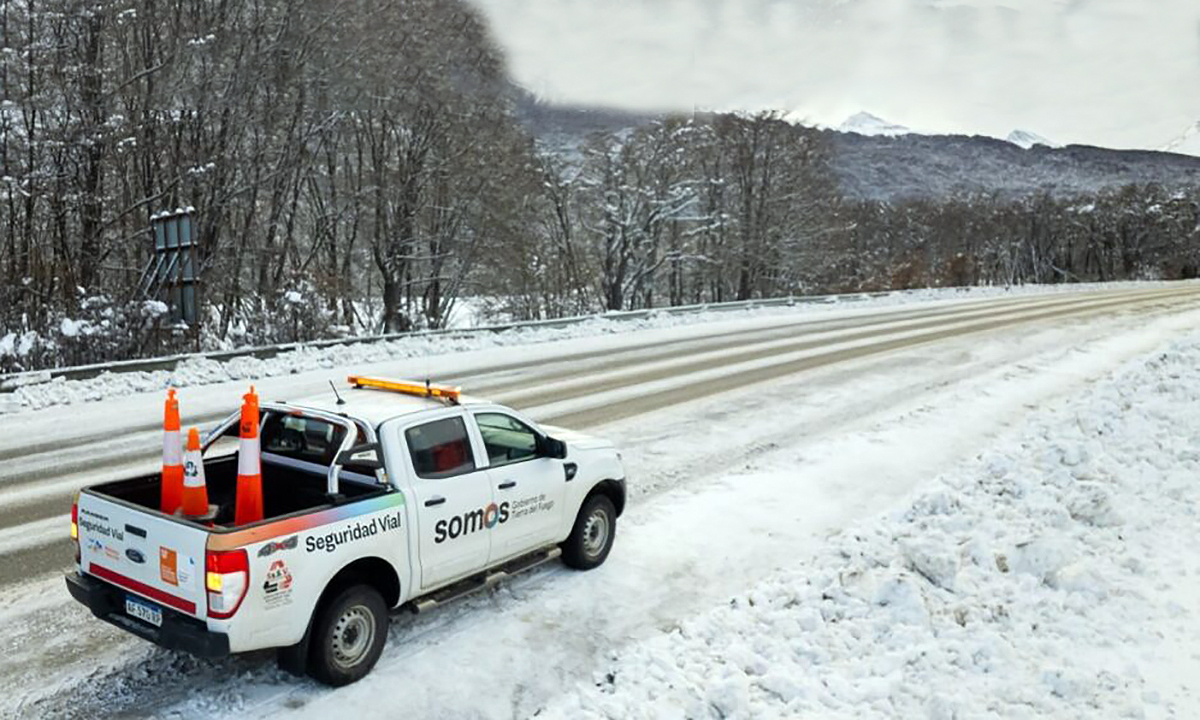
[408, 546, 562, 614]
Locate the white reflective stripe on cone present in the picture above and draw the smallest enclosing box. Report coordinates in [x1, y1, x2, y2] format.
[183, 450, 205, 488]
[163, 430, 182, 465]
[238, 437, 261, 475]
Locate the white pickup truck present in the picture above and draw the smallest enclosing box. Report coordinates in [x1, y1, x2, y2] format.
[66, 377, 626, 685]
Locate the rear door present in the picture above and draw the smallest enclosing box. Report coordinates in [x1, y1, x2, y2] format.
[77, 494, 210, 621]
[400, 413, 495, 589]
[472, 410, 566, 562]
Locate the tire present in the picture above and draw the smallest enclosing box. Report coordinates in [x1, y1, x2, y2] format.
[562, 494, 617, 570]
[307, 584, 388, 686]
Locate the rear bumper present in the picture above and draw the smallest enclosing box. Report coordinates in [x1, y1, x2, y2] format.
[65, 572, 230, 659]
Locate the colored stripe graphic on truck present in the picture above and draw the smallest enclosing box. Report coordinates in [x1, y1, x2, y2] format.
[207, 492, 405, 552]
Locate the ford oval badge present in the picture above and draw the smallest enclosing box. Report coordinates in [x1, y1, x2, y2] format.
[125, 548, 145, 564]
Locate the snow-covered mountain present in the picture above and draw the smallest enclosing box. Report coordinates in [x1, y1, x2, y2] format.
[1161, 122, 1200, 157]
[1006, 129, 1060, 149]
[837, 112, 912, 137]
[838, 115, 1061, 151]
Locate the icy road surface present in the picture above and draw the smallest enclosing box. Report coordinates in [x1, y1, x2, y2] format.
[0, 282, 1198, 718]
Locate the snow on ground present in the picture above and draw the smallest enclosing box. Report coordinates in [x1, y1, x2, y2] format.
[0, 281, 1186, 416]
[542, 336, 1200, 718]
[3, 283, 1198, 719]
[179, 293, 1200, 720]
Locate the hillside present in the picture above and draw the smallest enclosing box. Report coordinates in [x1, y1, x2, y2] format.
[828, 130, 1200, 201]
[513, 99, 1200, 201]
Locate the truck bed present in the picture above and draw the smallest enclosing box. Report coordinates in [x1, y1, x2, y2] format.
[88, 455, 384, 528]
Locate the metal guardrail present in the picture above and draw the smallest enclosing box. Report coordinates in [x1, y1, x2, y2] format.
[0, 291, 895, 390]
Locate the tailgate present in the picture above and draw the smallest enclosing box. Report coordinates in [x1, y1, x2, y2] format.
[77, 493, 210, 620]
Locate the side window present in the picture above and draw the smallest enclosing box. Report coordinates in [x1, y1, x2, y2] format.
[405, 417, 476, 479]
[476, 413, 539, 467]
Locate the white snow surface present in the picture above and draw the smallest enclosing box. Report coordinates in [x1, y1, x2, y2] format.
[837, 112, 913, 137]
[3, 282, 1199, 719]
[540, 337, 1200, 718]
[1007, 129, 1060, 149]
[222, 291, 1198, 720]
[0, 281, 1180, 417]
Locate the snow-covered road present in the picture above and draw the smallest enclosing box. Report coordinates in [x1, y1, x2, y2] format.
[1, 282, 1199, 718]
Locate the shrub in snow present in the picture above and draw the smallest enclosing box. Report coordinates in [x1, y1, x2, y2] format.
[1, 293, 175, 374]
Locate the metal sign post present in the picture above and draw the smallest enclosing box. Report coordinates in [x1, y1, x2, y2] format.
[137, 208, 201, 346]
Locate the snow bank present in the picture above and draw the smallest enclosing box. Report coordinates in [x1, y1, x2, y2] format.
[0, 281, 1187, 416]
[543, 332, 1200, 718]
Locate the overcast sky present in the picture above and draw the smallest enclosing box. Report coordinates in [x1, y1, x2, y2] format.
[467, 0, 1200, 150]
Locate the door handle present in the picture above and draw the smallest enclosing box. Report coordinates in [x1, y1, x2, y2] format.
[424, 496, 446, 507]
[498, 480, 517, 490]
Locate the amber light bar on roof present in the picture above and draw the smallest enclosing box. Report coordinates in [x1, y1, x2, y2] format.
[347, 376, 461, 404]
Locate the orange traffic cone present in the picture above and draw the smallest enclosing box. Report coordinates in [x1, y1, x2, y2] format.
[160, 389, 184, 514]
[234, 386, 263, 526]
[181, 428, 211, 517]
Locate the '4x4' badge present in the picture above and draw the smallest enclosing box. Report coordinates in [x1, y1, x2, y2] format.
[257, 535, 298, 558]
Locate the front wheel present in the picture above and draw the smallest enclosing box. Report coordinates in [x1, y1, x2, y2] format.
[307, 584, 388, 686]
[562, 494, 617, 570]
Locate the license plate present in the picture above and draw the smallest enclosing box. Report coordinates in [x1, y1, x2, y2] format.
[125, 596, 163, 627]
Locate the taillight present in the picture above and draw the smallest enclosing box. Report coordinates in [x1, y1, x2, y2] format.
[70, 496, 80, 564]
[205, 549, 249, 619]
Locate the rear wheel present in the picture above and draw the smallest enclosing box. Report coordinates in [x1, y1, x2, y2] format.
[562, 494, 617, 570]
[307, 584, 388, 686]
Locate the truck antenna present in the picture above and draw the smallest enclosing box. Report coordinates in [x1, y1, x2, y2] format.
[329, 380, 346, 406]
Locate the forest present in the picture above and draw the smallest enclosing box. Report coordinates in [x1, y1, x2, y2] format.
[2, 0, 1199, 372]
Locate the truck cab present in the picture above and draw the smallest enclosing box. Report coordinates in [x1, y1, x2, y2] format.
[67, 378, 626, 685]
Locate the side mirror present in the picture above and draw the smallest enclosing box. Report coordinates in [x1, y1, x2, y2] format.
[335, 442, 384, 471]
[538, 436, 568, 460]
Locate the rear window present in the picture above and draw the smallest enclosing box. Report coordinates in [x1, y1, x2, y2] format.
[405, 417, 476, 479]
[261, 413, 348, 466]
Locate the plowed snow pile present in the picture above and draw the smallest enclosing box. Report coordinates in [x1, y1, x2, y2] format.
[545, 341, 1200, 718]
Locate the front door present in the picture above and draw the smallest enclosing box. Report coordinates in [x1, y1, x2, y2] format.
[472, 411, 566, 562]
[404, 415, 494, 589]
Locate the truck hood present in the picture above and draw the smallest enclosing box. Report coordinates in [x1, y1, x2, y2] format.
[541, 425, 615, 452]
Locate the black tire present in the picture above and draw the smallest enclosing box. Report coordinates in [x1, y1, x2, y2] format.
[562, 494, 617, 570]
[307, 584, 388, 686]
